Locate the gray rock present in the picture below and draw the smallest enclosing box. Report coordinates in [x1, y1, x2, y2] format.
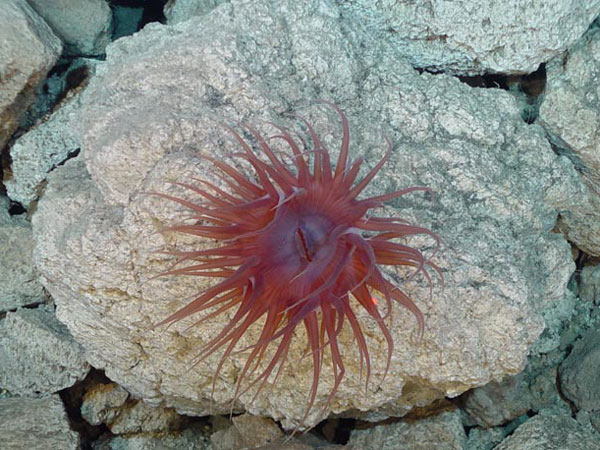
[211, 414, 284, 450]
[538, 24, 600, 256]
[25, 0, 112, 56]
[164, 0, 224, 24]
[493, 412, 600, 450]
[109, 400, 185, 435]
[0, 395, 79, 450]
[339, 0, 600, 75]
[462, 375, 531, 427]
[580, 263, 600, 305]
[539, 24, 600, 189]
[559, 329, 600, 412]
[5, 59, 98, 208]
[0, 306, 90, 395]
[464, 427, 505, 450]
[81, 382, 130, 426]
[92, 424, 211, 450]
[348, 409, 467, 450]
[0, 196, 44, 312]
[0, 0, 62, 151]
[33, 0, 577, 429]
[81, 375, 185, 435]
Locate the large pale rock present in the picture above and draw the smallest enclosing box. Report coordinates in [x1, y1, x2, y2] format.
[328, 0, 600, 75]
[538, 24, 600, 256]
[0, 0, 62, 151]
[0, 306, 90, 395]
[0, 395, 80, 450]
[0, 196, 44, 312]
[34, 1, 578, 429]
[26, 0, 112, 56]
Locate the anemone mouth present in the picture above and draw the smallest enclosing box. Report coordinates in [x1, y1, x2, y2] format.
[152, 102, 441, 426]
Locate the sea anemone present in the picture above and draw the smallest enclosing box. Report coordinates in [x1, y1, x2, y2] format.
[153, 103, 440, 423]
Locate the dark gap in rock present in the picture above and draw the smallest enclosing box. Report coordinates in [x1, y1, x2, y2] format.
[312, 417, 356, 444]
[59, 368, 112, 450]
[555, 365, 578, 418]
[51, 148, 81, 172]
[109, 0, 168, 40]
[567, 244, 590, 294]
[7, 200, 25, 216]
[53, 65, 90, 107]
[459, 65, 546, 123]
[502, 412, 531, 437]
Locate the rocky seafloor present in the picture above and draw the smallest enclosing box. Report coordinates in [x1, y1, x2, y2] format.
[2, 0, 600, 449]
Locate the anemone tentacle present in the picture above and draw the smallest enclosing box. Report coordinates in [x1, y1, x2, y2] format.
[154, 103, 440, 425]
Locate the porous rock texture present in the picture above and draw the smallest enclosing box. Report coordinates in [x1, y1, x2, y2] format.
[559, 329, 600, 413]
[163, 0, 600, 75]
[33, 1, 579, 429]
[348, 409, 467, 450]
[0, 395, 79, 450]
[164, 0, 225, 24]
[493, 411, 600, 450]
[538, 23, 600, 257]
[0, 0, 62, 151]
[25, 0, 112, 56]
[341, 0, 600, 75]
[5, 59, 97, 208]
[93, 425, 212, 450]
[0, 305, 90, 395]
[0, 196, 44, 312]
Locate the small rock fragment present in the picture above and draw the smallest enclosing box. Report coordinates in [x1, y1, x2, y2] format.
[81, 382, 130, 426]
[461, 375, 531, 427]
[211, 414, 284, 450]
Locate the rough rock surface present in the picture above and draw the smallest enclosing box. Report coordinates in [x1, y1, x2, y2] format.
[81, 382, 130, 426]
[493, 412, 600, 450]
[0, 196, 44, 312]
[559, 329, 600, 412]
[93, 426, 212, 450]
[461, 375, 531, 428]
[580, 264, 600, 305]
[464, 427, 506, 450]
[25, 0, 112, 56]
[164, 0, 224, 24]
[0, 0, 62, 151]
[0, 395, 79, 450]
[339, 0, 600, 75]
[539, 24, 600, 187]
[5, 59, 97, 208]
[0, 305, 90, 395]
[348, 409, 467, 450]
[211, 414, 285, 450]
[33, 0, 579, 429]
[110, 401, 184, 435]
[538, 24, 600, 256]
